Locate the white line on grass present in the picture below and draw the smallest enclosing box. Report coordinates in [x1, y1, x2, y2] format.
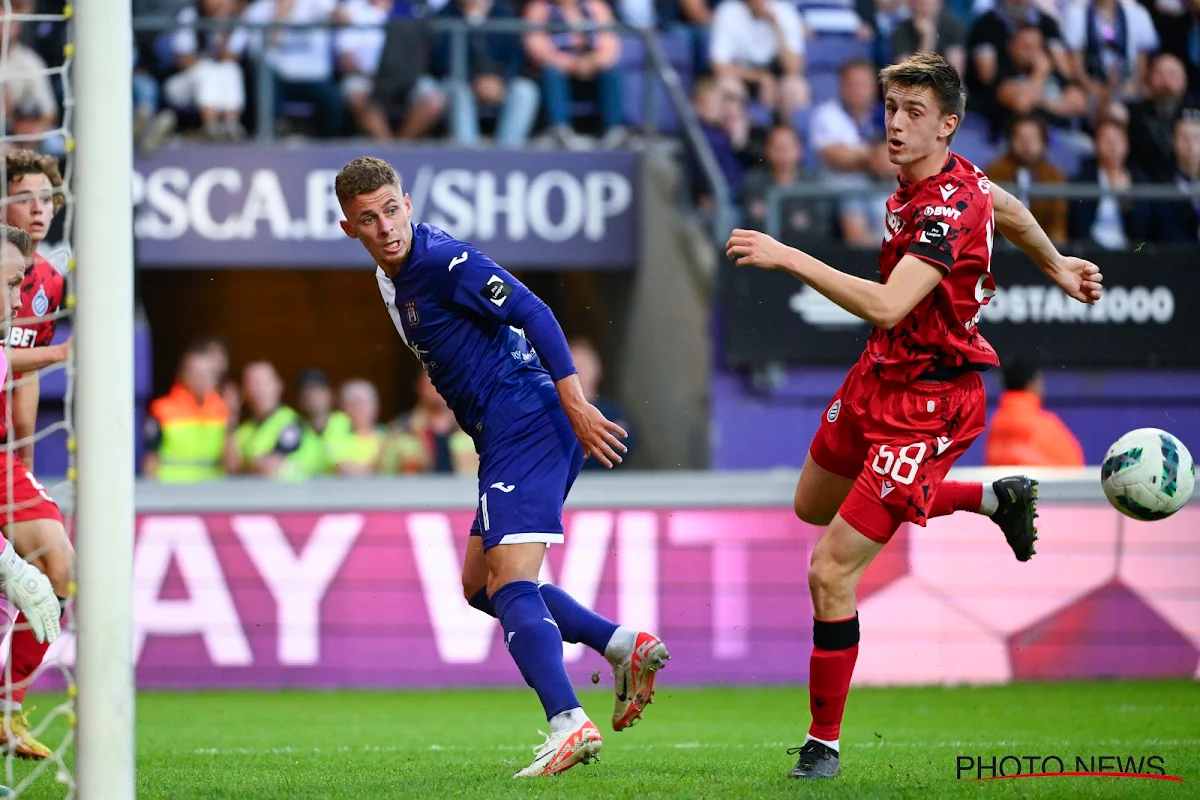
[191, 739, 1200, 757]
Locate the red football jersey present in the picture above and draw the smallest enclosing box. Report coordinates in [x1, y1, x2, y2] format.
[2, 254, 65, 439]
[866, 153, 1000, 383]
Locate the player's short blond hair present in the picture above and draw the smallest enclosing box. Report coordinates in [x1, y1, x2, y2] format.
[335, 157, 401, 207]
[879, 52, 967, 143]
[4, 149, 65, 214]
[0, 222, 34, 257]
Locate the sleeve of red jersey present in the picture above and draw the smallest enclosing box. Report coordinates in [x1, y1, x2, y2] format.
[904, 175, 985, 275]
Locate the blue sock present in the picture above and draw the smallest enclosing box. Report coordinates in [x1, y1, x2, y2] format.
[538, 582, 619, 654]
[470, 585, 619, 656]
[489, 581, 580, 720]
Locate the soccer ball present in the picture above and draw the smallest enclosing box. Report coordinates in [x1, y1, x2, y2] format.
[1101, 428, 1195, 521]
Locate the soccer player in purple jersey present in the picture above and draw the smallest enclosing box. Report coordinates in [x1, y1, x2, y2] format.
[335, 157, 670, 777]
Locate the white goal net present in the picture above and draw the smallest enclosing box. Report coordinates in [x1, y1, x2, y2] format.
[1, 0, 77, 796]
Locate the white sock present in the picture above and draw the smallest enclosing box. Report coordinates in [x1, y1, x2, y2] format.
[805, 733, 839, 753]
[979, 484, 999, 516]
[603, 627, 637, 664]
[549, 706, 589, 734]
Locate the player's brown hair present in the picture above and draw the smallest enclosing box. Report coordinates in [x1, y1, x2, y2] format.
[4, 149, 65, 213]
[879, 52, 967, 144]
[334, 157, 401, 207]
[0, 223, 34, 258]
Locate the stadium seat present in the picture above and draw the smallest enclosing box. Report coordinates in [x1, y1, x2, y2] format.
[809, 70, 840, 107]
[805, 35, 872, 72]
[954, 115, 998, 167]
[619, 31, 694, 134]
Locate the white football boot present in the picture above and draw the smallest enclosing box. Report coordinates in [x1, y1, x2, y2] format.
[512, 720, 603, 777]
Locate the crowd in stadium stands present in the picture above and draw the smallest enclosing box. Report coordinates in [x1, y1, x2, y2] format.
[141, 336, 635, 481]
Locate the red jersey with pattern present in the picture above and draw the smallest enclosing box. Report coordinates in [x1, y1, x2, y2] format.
[866, 153, 1000, 383]
[2, 254, 65, 439]
[9, 254, 64, 354]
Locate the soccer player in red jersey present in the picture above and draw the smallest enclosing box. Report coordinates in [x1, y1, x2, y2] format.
[726, 53, 1104, 779]
[0, 150, 73, 760]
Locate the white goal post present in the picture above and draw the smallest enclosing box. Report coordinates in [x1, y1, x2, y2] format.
[74, 0, 136, 797]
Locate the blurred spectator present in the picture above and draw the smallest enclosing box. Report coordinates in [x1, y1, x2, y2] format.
[742, 124, 833, 244]
[691, 77, 760, 211]
[231, 0, 346, 138]
[143, 341, 228, 482]
[985, 359, 1084, 467]
[992, 24, 1088, 137]
[296, 368, 342, 436]
[133, 48, 164, 148]
[966, 0, 1072, 136]
[229, 361, 325, 479]
[160, 0, 248, 141]
[809, 59, 894, 246]
[194, 336, 239, 414]
[1150, 114, 1200, 242]
[1144, 0, 1200, 91]
[433, 0, 540, 147]
[708, 0, 810, 122]
[986, 114, 1068, 244]
[1068, 118, 1151, 248]
[571, 338, 636, 470]
[325, 379, 386, 476]
[523, 0, 627, 148]
[1, 13, 59, 144]
[334, 0, 446, 140]
[892, 0, 967, 75]
[1062, 0, 1158, 122]
[1127, 53, 1199, 178]
[381, 371, 477, 475]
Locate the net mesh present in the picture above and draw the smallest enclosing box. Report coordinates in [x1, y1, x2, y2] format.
[1, 1, 77, 796]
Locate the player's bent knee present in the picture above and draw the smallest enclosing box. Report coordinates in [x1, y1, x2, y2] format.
[794, 495, 836, 527]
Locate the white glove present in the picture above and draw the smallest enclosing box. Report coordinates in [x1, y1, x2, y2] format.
[0, 549, 61, 645]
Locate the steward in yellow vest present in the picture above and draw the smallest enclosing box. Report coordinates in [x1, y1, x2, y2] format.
[143, 347, 228, 482]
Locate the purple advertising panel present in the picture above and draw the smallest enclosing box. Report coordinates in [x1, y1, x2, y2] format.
[25, 504, 1200, 690]
[132, 146, 640, 269]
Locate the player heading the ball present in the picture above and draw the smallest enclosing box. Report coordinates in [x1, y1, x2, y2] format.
[727, 51, 1104, 781]
[335, 157, 670, 778]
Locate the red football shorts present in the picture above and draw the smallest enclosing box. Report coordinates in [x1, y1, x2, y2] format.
[809, 359, 987, 544]
[0, 453, 64, 525]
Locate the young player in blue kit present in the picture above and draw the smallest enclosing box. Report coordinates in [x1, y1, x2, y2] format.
[335, 157, 670, 778]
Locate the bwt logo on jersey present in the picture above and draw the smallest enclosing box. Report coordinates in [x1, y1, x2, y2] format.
[923, 205, 962, 221]
[131, 164, 633, 245]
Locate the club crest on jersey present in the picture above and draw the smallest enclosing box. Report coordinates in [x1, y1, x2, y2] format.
[405, 301, 419, 326]
[32, 286, 49, 317]
[827, 399, 841, 422]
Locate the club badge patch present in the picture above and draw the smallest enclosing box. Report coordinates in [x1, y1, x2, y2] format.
[827, 399, 841, 423]
[405, 301, 419, 326]
[32, 286, 49, 317]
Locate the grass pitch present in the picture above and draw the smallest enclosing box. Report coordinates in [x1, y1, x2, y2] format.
[8, 680, 1198, 798]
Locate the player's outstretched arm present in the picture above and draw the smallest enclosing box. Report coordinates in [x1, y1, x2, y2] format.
[726, 229, 943, 329]
[6, 341, 69, 374]
[990, 183, 1103, 304]
[507, 293, 628, 468]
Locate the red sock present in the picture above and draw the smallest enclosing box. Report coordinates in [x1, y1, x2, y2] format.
[1, 613, 52, 706]
[808, 614, 860, 744]
[928, 481, 983, 518]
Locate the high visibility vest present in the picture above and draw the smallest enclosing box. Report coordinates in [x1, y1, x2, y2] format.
[324, 413, 385, 471]
[235, 405, 324, 481]
[149, 384, 227, 483]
